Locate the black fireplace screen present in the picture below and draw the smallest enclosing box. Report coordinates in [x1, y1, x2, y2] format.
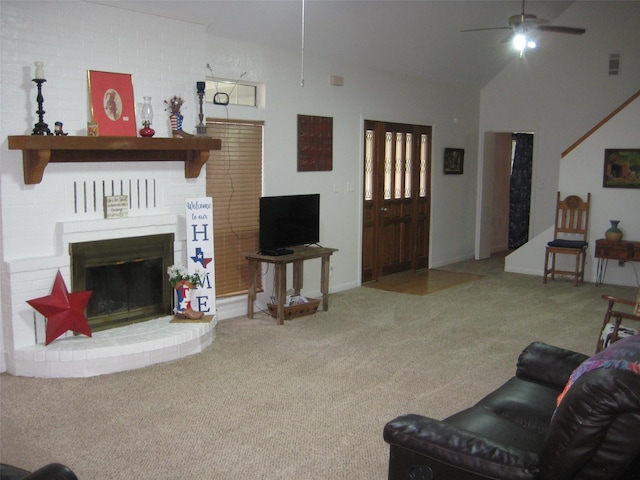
[71, 234, 174, 332]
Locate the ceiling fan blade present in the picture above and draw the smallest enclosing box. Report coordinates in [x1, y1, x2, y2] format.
[461, 26, 511, 33]
[536, 25, 586, 35]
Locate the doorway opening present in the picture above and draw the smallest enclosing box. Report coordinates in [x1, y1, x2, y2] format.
[478, 131, 534, 257]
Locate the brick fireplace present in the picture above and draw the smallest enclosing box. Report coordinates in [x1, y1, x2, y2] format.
[4, 214, 216, 378]
[2, 137, 221, 378]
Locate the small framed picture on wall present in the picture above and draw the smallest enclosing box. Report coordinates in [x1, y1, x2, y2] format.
[444, 148, 464, 175]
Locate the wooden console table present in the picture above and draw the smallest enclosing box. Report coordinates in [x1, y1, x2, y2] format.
[594, 239, 640, 285]
[244, 246, 338, 325]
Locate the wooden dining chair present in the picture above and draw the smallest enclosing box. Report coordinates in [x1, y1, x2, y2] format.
[543, 192, 590, 286]
[596, 291, 640, 352]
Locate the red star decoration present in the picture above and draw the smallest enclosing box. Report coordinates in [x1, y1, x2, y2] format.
[26, 271, 93, 345]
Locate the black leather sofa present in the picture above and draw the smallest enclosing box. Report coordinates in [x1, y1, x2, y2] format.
[383, 340, 640, 480]
[0, 463, 78, 480]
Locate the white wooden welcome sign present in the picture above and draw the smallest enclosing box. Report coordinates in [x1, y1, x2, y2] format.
[185, 197, 216, 317]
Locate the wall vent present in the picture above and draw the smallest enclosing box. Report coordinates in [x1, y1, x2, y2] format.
[608, 54, 620, 76]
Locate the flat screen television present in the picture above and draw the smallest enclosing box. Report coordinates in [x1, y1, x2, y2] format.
[259, 194, 320, 255]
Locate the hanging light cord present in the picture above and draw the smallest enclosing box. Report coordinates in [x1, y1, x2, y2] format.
[301, 0, 305, 87]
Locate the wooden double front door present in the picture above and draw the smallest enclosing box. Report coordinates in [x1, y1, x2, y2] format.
[362, 120, 432, 283]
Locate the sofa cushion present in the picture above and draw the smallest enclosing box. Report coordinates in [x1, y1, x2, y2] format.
[444, 377, 559, 453]
[516, 341, 588, 390]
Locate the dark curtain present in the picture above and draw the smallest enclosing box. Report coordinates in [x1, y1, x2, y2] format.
[508, 133, 533, 249]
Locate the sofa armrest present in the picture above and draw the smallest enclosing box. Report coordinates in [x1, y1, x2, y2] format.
[383, 414, 540, 480]
[23, 463, 78, 480]
[516, 342, 588, 390]
[539, 369, 640, 479]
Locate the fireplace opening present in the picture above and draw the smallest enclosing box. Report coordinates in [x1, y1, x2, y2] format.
[70, 234, 174, 332]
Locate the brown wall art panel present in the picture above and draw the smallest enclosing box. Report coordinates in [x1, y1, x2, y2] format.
[297, 114, 333, 171]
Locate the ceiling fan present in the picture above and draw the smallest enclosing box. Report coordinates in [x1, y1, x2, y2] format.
[461, 0, 586, 54]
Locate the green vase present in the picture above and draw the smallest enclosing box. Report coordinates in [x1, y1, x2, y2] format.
[605, 220, 623, 241]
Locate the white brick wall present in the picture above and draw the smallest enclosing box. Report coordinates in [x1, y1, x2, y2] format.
[1, 0, 211, 257]
[0, 1, 225, 375]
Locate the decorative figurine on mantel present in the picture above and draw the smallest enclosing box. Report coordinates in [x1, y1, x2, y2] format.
[54, 121, 68, 136]
[164, 95, 187, 138]
[32, 61, 52, 136]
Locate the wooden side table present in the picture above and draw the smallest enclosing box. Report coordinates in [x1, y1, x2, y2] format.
[244, 246, 338, 325]
[594, 239, 640, 285]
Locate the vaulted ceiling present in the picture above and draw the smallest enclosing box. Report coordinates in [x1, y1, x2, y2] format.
[88, 1, 586, 90]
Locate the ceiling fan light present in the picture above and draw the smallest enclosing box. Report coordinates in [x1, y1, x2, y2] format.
[513, 33, 527, 51]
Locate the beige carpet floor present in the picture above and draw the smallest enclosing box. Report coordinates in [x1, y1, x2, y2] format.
[1, 256, 637, 479]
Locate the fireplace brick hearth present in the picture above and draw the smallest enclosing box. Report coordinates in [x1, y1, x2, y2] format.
[12, 316, 215, 378]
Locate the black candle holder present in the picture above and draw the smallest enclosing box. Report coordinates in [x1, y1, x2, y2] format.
[196, 81, 207, 136]
[32, 79, 52, 136]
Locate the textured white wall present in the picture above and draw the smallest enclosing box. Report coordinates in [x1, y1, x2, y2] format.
[1, 1, 210, 260]
[204, 35, 481, 279]
[1, 1, 481, 372]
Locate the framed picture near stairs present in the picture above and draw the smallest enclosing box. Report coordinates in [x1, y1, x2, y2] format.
[603, 148, 640, 188]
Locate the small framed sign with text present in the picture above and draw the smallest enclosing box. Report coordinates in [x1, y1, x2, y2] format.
[104, 195, 129, 218]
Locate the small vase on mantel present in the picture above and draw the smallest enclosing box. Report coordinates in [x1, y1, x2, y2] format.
[169, 113, 183, 132]
[605, 220, 624, 241]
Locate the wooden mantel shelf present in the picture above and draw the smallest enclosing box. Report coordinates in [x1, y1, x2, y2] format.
[7, 135, 221, 185]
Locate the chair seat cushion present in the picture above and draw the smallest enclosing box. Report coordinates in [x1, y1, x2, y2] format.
[600, 323, 638, 350]
[547, 239, 588, 249]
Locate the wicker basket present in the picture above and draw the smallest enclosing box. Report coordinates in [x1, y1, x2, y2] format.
[267, 298, 321, 320]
